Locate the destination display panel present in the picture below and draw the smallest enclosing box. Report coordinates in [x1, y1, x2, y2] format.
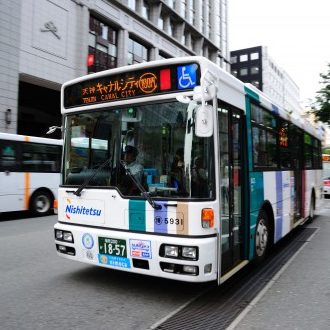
[63, 63, 200, 108]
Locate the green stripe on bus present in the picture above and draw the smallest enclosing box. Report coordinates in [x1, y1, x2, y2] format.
[244, 85, 260, 102]
[129, 200, 146, 231]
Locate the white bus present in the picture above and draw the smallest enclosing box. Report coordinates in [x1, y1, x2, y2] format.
[54, 57, 322, 284]
[0, 133, 62, 215]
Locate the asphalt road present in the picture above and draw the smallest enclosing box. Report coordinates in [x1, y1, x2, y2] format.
[0, 213, 207, 330]
[1, 200, 329, 330]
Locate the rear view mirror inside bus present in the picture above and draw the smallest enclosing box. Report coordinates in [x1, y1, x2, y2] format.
[195, 104, 213, 137]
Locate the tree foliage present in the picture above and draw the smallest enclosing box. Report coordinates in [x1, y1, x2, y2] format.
[311, 63, 330, 124]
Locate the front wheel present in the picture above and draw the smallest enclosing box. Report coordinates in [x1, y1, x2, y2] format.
[30, 191, 53, 216]
[254, 210, 270, 264]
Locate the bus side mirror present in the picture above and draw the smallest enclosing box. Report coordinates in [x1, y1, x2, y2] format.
[195, 104, 213, 137]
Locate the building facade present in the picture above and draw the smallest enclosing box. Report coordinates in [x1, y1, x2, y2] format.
[230, 46, 303, 116]
[0, 0, 229, 136]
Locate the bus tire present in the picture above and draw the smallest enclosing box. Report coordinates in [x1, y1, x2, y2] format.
[254, 209, 270, 264]
[30, 190, 53, 216]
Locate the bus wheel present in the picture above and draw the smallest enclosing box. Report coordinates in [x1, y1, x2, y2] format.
[254, 210, 270, 264]
[30, 190, 53, 216]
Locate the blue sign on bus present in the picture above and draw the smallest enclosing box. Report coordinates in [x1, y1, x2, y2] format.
[177, 64, 197, 90]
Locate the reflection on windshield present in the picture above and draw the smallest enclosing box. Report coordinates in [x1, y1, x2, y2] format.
[63, 101, 214, 199]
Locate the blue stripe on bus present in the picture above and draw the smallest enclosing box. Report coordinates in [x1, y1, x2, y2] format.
[129, 200, 146, 231]
[275, 172, 283, 242]
[154, 201, 168, 233]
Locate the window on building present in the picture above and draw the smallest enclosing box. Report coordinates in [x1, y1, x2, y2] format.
[128, 37, 149, 64]
[252, 80, 260, 88]
[168, 19, 174, 37]
[232, 70, 238, 77]
[240, 68, 248, 76]
[181, 0, 187, 18]
[128, 0, 136, 11]
[188, 0, 194, 24]
[88, 16, 117, 73]
[250, 52, 259, 60]
[251, 66, 259, 75]
[240, 54, 248, 62]
[230, 55, 237, 64]
[141, 0, 150, 19]
[158, 15, 164, 30]
[168, 0, 174, 8]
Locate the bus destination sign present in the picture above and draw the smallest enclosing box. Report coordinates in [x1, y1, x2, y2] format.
[64, 63, 200, 108]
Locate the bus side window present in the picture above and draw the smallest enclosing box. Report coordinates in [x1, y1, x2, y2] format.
[0, 141, 18, 171]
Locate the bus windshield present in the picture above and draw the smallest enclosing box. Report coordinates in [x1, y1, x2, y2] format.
[63, 100, 215, 199]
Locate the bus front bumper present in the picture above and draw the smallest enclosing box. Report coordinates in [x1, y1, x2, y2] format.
[54, 222, 218, 283]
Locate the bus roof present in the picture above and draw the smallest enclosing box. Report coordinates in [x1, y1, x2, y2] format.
[61, 56, 322, 140]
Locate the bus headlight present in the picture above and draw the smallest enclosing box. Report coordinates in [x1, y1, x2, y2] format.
[161, 244, 198, 260]
[55, 229, 74, 243]
[63, 232, 73, 242]
[164, 245, 179, 258]
[55, 230, 63, 240]
[182, 247, 197, 259]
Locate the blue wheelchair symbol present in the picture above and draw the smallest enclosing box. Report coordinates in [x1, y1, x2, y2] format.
[177, 64, 197, 90]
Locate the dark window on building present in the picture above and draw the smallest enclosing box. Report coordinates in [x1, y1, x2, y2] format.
[128, 37, 149, 64]
[88, 16, 117, 73]
[141, 0, 150, 19]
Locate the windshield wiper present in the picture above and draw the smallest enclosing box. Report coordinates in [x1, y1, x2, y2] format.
[120, 160, 162, 210]
[74, 158, 111, 197]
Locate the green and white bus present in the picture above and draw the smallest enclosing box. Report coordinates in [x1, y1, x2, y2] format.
[54, 56, 322, 284]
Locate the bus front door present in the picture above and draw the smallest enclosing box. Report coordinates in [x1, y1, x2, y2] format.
[218, 106, 245, 276]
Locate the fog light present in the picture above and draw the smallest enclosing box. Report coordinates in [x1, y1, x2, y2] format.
[63, 232, 73, 242]
[182, 247, 197, 259]
[164, 245, 179, 258]
[183, 265, 198, 275]
[58, 245, 67, 252]
[163, 263, 175, 273]
[55, 230, 63, 240]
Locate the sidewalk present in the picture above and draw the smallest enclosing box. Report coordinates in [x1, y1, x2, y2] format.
[229, 200, 330, 330]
